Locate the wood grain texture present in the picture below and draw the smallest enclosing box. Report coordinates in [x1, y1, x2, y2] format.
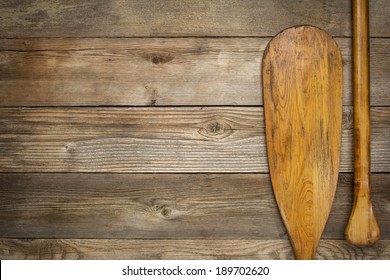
[0, 173, 388, 239]
[0, 239, 389, 260]
[0, 38, 264, 106]
[0, 38, 389, 106]
[0, 0, 389, 38]
[263, 26, 342, 259]
[345, 0, 380, 246]
[370, 39, 390, 106]
[0, 107, 389, 173]
[0, 0, 348, 38]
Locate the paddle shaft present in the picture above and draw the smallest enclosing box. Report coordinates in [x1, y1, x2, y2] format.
[345, 0, 380, 245]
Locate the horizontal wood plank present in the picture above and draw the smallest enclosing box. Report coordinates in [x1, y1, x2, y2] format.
[0, 107, 389, 173]
[0, 239, 389, 260]
[0, 38, 389, 106]
[0, 0, 389, 38]
[0, 173, 388, 239]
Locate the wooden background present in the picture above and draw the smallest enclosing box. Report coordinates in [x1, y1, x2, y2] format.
[0, 0, 389, 259]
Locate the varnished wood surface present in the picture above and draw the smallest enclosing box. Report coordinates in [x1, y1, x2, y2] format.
[0, 0, 389, 37]
[0, 107, 389, 173]
[0, 38, 389, 106]
[262, 26, 342, 259]
[345, 0, 380, 246]
[1, 239, 389, 260]
[0, 173, 388, 239]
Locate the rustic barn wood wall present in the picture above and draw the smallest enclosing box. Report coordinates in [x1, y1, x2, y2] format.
[0, 0, 389, 259]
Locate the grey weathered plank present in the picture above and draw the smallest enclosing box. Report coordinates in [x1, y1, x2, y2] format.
[0, 239, 389, 260]
[0, 107, 389, 173]
[371, 39, 390, 105]
[0, 0, 389, 38]
[0, 173, 388, 239]
[0, 38, 389, 106]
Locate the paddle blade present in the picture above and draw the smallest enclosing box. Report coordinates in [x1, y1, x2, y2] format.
[262, 26, 343, 259]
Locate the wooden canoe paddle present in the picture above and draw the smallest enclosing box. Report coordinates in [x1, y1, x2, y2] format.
[262, 26, 343, 259]
[345, 0, 380, 245]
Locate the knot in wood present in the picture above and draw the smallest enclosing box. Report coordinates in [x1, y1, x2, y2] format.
[198, 119, 233, 139]
[148, 200, 175, 219]
[152, 56, 163, 65]
[161, 207, 172, 217]
[207, 121, 224, 134]
[145, 86, 159, 105]
[143, 52, 174, 65]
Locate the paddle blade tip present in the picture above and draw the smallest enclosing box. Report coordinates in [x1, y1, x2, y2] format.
[294, 248, 316, 260]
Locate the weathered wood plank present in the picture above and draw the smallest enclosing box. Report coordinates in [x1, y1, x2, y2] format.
[0, 107, 388, 173]
[0, 173, 388, 239]
[0, 0, 389, 38]
[0, 37, 266, 106]
[0, 239, 388, 260]
[0, 38, 388, 106]
[371, 39, 390, 106]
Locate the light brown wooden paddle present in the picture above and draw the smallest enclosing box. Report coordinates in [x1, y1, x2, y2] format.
[262, 26, 343, 260]
[345, 0, 380, 245]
